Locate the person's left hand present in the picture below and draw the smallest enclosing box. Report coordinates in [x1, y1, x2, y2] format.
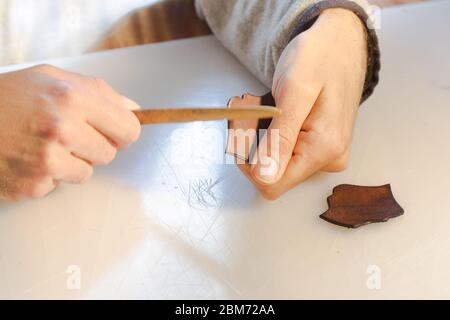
[237, 8, 368, 200]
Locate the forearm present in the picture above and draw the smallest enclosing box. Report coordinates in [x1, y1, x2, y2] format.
[195, 0, 380, 102]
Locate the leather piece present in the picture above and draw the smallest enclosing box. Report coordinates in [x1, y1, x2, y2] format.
[320, 184, 404, 228]
[226, 91, 276, 162]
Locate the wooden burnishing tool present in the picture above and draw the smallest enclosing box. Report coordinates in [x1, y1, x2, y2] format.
[132, 106, 280, 124]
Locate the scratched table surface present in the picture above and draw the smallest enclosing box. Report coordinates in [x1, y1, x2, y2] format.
[0, 1, 449, 299]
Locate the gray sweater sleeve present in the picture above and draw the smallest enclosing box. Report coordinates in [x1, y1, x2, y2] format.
[195, 0, 380, 103]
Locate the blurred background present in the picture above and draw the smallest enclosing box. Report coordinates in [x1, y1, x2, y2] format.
[0, 0, 425, 67]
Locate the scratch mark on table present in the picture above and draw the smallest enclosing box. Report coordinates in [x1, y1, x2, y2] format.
[187, 177, 224, 210]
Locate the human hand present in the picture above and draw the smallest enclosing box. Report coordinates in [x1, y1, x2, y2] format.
[0, 64, 141, 201]
[238, 8, 368, 199]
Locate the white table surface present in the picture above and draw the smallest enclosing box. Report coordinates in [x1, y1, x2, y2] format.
[0, 1, 449, 299]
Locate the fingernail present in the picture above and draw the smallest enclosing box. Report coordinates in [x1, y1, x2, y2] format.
[253, 156, 279, 184]
[123, 96, 141, 110]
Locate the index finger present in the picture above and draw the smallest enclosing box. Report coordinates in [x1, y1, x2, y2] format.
[35, 65, 141, 148]
[251, 80, 320, 184]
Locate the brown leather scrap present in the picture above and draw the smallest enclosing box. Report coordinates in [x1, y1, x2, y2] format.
[320, 184, 404, 228]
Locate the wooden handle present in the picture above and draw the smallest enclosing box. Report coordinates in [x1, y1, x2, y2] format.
[132, 106, 280, 124]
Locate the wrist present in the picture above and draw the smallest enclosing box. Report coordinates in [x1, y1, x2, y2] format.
[287, 2, 380, 104]
[317, 8, 367, 43]
[314, 8, 368, 76]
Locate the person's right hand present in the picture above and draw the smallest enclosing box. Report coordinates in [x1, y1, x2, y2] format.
[0, 64, 141, 201]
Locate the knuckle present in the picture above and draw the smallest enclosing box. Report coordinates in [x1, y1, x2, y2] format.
[54, 120, 71, 146]
[47, 80, 75, 106]
[318, 132, 347, 160]
[29, 106, 60, 139]
[327, 137, 346, 160]
[33, 92, 51, 108]
[30, 141, 49, 168]
[325, 156, 350, 173]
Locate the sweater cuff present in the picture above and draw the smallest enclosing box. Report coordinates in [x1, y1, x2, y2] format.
[289, 0, 381, 104]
